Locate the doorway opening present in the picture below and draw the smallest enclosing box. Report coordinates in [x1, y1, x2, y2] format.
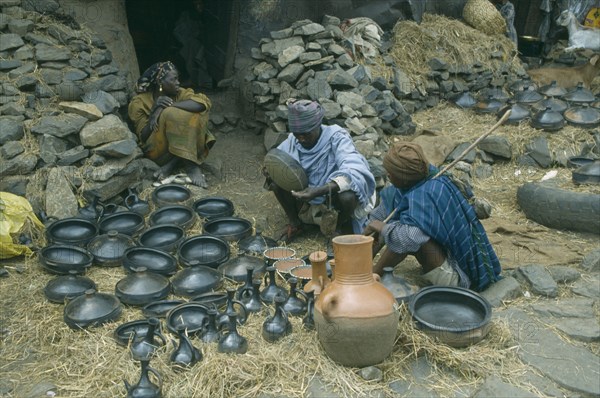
[125, 0, 239, 91]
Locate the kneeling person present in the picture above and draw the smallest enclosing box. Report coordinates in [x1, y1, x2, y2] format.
[364, 142, 501, 291]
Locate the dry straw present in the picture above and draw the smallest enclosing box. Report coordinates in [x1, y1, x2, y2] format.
[463, 0, 506, 36]
[378, 14, 519, 87]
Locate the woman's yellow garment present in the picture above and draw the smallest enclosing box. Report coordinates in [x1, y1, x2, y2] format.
[128, 88, 215, 166]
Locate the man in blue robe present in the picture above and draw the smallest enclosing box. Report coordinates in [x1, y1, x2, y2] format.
[265, 99, 376, 243]
[364, 142, 501, 291]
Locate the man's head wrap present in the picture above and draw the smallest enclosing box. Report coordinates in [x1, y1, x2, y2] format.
[135, 61, 176, 93]
[383, 142, 429, 182]
[287, 99, 325, 134]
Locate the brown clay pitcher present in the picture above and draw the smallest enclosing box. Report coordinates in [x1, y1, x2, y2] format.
[304, 251, 330, 296]
[314, 235, 399, 367]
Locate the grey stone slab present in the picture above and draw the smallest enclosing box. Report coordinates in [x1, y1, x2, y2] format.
[531, 297, 595, 318]
[519, 371, 566, 398]
[79, 114, 132, 147]
[35, 43, 71, 62]
[358, 366, 383, 382]
[473, 375, 537, 398]
[1, 141, 24, 159]
[498, 308, 600, 396]
[45, 167, 78, 220]
[553, 317, 600, 342]
[581, 248, 600, 272]
[389, 379, 438, 397]
[305, 375, 341, 398]
[0, 117, 24, 145]
[57, 145, 89, 166]
[0, 33, 24, 51]
[0, 153, 37, 177]
[31, 114, 88, 138]
[478, 135, 512, 159]
[546, 265, 581, 283]
[572, 277, 600, 298]
[517, 264, 558, 297]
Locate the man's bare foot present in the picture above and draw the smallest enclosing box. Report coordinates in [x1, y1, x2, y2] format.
[154, 157, 179, 180]
[185, 162, 208, 188]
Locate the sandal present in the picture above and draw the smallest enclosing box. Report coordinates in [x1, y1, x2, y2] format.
[277, 223, 304, 243]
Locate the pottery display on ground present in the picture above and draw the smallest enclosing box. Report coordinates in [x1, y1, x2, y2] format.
[123, 358, 162, 398]
[63, 289, 122, 329]
[262, 294, 292, 343]
[170, 324, 203, 368]
[314, 235, 399, 367]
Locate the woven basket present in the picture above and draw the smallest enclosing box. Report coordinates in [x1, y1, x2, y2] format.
[463, 0, 506, 36]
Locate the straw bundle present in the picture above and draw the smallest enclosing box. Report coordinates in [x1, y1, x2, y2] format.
[463, 0, 506, 36]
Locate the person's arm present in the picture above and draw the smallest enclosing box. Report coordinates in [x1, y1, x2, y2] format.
[291, 181, 339, 201]
[172, 99, 206, 113]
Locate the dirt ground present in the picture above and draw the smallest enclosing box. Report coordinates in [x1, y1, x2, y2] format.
[1, 88, 599, 397]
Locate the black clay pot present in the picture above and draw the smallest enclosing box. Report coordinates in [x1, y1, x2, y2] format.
[177, 235, 230, 268]
[115, 267, 171, 306]
[149, 205, 196, 230]
[380, 267, 419, 304]
[166, 302, 209, 335]
[408, 286, 492, 348]
[87, 230, 136, 268]
[45, 218, 99, 247]
[217, 255, 266, 282]
[99, 211, 145, 236]
[44, 271, 97, 303]
[202, 217, 252, 242]
[238, 230, 277, 256]
[123, 247, 178, 276]
[193, 196, 234, 220]
[139, 224, 186, 254]
[171, 265, 222, 298]
[63, 289, 122, 329]
[39, 245, 94, 275]
[152, 184, 192, 208]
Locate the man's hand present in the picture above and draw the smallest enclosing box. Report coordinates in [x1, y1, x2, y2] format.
[291, 187, 321, 201]
[363, 220, 385, 237]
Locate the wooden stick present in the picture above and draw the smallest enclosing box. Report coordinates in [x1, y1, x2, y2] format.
[433, 109, 512, 179]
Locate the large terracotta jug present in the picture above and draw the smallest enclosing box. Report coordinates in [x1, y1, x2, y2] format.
[314, 235, 399, 367]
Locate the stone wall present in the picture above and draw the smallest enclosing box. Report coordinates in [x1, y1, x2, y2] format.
[0, 0, 156, 219]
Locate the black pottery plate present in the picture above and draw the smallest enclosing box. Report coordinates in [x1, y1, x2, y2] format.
[139, 224, 185, 253]
[45, 218, 98, 246]
[113, 319, 165, 346]
[152, 184, 192, 207]
[264, 148, 308, 192]
[99, 211, 144, 236]
[171, 265, 223, 297]
[39, 245, 94, 275]
[149, 205, 196, 229]
[408, 286, 492, 347]
[177, 235, 230, 268]
[203, 217, 252, 242]
[165, 303, 209, 334]
[142, 299, 186, 318]
[123, 247, 178, 276]
[193, 197, 235, 220]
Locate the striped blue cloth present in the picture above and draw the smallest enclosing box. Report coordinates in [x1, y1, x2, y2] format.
[378, 165, 501, 291]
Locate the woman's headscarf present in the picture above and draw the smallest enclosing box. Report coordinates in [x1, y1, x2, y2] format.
[383, 141, 429, 182]
[135, 61, 176, 93]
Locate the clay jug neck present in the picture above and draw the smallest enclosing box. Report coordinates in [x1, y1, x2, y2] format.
[331, 235, 374, 281]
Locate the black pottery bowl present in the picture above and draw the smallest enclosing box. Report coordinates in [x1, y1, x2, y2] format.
[408, 286, 492, 347]
[139, 224, 186, 253]
[63, 289, 122, 330]
[170, 265, 223, 297]
[149, 205, 196, 230]
[217, 255, 266, 282]
[123, 247, 178, 276]
[152, 184, 192, 207]
[193, 196, 234, 220]
[177, 235, 230, 268]
[113, 319, 165, 347]
[202, 217, 252, 242]
[165, 302, 210, 335]
[44, 273, 97, 303]
[99, 211, 145, 236]
[142, 299, 186, 318]
[190, 291, 228, 309]
[45, 218, 98, 246]
[39, 245, 94, 275]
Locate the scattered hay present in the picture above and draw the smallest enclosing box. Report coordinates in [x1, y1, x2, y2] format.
[380, 14, 520, 87]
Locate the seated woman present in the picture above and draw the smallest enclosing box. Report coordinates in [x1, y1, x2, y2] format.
[128, 61, 215, 188]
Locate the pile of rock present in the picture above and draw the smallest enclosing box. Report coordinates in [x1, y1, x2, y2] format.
[242, 15, 530, 183]
[243, 16, 417, 180]
[0, 1, 157, 218]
